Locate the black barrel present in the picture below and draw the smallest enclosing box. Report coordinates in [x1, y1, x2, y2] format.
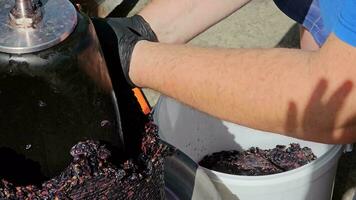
[0, 13, 147, 186]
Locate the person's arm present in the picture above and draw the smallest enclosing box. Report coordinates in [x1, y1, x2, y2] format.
[130, 34, 356, 144]
[139, 0, 251, 43]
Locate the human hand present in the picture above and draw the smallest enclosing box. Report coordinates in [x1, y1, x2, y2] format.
[91, 15, 157, 87]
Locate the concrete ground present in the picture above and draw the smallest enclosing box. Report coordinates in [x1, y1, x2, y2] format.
[111, 0, 356, 199]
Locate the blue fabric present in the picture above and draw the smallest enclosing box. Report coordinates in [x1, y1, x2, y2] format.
[319, 0, 356, 46]
[273, 0, 328, 46]
[302, 0, 328, 46]
[274, 0, 356, 47]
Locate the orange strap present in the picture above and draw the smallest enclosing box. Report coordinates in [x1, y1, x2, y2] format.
[133, 88, 151, 115]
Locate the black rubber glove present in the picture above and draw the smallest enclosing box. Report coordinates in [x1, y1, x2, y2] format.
[92, 15, 157, 87]
[112, 15, 158, 42]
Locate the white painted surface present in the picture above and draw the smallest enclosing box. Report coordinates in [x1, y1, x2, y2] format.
[154, 96, 343, 200]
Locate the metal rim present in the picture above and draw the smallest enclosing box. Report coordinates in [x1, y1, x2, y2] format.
[0, 0, 77, 54]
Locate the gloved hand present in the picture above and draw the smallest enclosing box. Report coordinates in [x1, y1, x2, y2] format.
[92, 15, 157, 87]
[111, 15, 158, 42]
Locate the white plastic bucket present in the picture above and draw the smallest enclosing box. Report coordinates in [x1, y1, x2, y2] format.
[153, 96, 344, 200]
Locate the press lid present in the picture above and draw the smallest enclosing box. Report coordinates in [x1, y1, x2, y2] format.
[0, 0, 77, 54]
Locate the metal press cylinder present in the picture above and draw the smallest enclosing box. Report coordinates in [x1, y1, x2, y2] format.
[9, 0, 43, 28]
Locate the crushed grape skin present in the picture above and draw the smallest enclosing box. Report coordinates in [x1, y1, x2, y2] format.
[0, 121, 175, 200]
[199, 143, 317, 176]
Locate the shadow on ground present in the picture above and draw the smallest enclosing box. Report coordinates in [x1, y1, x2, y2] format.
[275, 23, 300, 49]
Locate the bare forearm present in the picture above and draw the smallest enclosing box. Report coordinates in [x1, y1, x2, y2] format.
[131, 39, 356, 143]
[139, 0, 251, 43]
